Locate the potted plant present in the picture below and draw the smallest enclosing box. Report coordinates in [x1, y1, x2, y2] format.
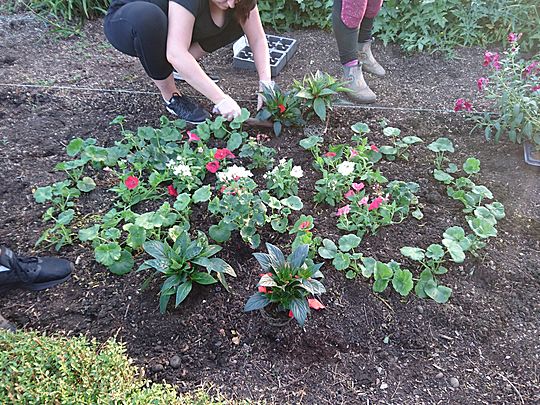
[244, 243, 326, 327]
[255, 83, 305, 136]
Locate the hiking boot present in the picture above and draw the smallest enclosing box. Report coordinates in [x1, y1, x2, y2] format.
[0, 246, 73, 293]
[173, 71, 220, 83]
[343, 64, 377, 104]
[164, 93, 210, 124]
[358, 40, 386, 77]
[0, 313, 16, 332]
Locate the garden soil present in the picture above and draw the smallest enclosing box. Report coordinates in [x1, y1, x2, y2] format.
[1, 12, 539, 405]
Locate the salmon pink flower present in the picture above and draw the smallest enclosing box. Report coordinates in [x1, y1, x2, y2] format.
[167, 185, 178, 197]
[187, 131, 200, 142]
[308, 298, 325, 310]
[370, 145, 379, 152]
[258, 286, 267, 293]
[359, 196, 369, 205]
[125, 176, 139, 190]
[350, 148, 359, 157]
[299, 220, 311, 230]
[324, 151, 336, 158]
[368, 196, 384, 211]
[214, 148, 235, 160]
[278, 104, 286, 113]
[336, 205, 351, 216]
[206, 160, 220, 173]
[477, 77, 489, 91]
[352, 182, 365, 191]
[344, 189, 355, 199]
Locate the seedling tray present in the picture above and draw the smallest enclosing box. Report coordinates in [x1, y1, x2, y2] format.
[233, 35, 298, 77]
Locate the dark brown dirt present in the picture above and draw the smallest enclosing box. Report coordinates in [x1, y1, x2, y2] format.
[1, 13, 539, 405]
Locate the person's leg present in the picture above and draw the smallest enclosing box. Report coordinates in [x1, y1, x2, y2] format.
[332, 0, 376, 103]
[103, 2, 209, 123]
[358, 0, 385, 76]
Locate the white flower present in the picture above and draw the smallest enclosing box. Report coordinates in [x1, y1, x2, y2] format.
[216, 165, 253, 182]
[290, 165, 303, 178]
[173, 164, 192, 177]
[279, 158, 287, 166]
[337, 161, 355, 176]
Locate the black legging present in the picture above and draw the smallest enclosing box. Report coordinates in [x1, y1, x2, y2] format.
[104, 0, 245, 81]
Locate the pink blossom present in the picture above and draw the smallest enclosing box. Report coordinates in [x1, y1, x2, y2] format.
[368, 197, 384, 211]
[352, 182, 365, 191]
[507, 32, 522, 43]
[299, 220, 311, 230]
[167, 185, 178, 197]
[288, 310, 294, 318]
[125, 176, 139, 190]
[206, 160, 220, 173]
[214, 148, 235, 160]
[532, 85, 540, 92]
[187, 131, 200, 142]
[370, 145, 379, 153]
[477, 77, 489, 91]
[523, 61, 539, 77]
[336, 205, 351, 217]
[308, 298, 325, 310]
[344, 189, 355, 199]
[350, 148, 359, 157]
[483, 51, 500, 68]
[359, 196, 369, 205]
[454, 98, 473, 112]
[324, 151, 336, 158]
[258, 286, 267, 293]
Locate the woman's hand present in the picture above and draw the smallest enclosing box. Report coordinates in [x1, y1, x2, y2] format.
[214, 95, 241, 120]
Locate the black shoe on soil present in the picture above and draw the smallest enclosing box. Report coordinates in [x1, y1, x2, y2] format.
[0, 314, 16, 332]
[0, 246, 73, 293]
[164, 93, 210, 124]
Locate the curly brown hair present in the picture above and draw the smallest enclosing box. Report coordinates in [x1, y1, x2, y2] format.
[234, 0, 257, 23]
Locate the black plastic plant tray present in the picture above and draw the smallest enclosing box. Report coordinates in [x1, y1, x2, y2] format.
[233, 34, 298, 77]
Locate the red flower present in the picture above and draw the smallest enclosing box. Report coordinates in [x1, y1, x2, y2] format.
[368, 196, 384, 211]
[206, 160, 220, 173]
[299, 220, 311, 230]
[507, 32, 521, 43]
[278, 104, 286, 113]
[125, 176, 139, 190]
[308, 298, 325, 310]
[288, 310, 294, 318]
[187, 131, 200, 142]
[167, 185, 178, 197]
[370, 145, 379, 153]
[214, 148, 235, 160]
[324, 151, 336, 158]
[454, 98, 472, 112]
[258, 286, 267, 293]
[477, 77, 489, 91]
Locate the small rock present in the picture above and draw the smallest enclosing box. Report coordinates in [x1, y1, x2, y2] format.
[380, 382, 388, 390]
[417, 305, 424, 314]
[449, 377, 459, 388]
[151, 363, 164, 372]
[232, 336, 240, 345]
[169, 355, 181, 369]
[435, 372, 444, 379]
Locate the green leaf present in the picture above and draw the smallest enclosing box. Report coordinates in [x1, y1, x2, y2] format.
[209, 224, 231, 243]
[289, 244, 309, 268]
[474, 206, 497, 225]
[467, 217, 497, 239]
[313, 97, 326, 122]
[486, 202, 505, 220]
[95, 243, 122, 266]
[383, 127, 401, 137]
[159, 293, 173, 314]
[351, 122, 370, 134]
[205, 258, 236, 276]
[299, 135, 323, 149]
[227, 132, 244, 151]
[175, 281, 193, 307]
[446, 163, 458, 173]
[143, 240, 167, 261]
[443, 240, 465, 263]
[471, 185, 493, 199]
[34, 186, 53, 203]
[424, 281, 452, 304]
[434, 169, 454, 184]
[66, 138, 85, 156]
[290, 298, 309, 326]
[78, 224, 100, 242]
[374, 261, 393, 280]
[193, 185, 212, 203]
[191, 272, 218, 285]
[463, 157, 480, 175]
[400, 247, 425, 261]
[244, 293, 270, 312]
[108, 250, 134, 275]
[428, 137, 454, 153]
[426, 244, 445, 260]
[126, 225, 146, 249]
[412, 208, 424, 220]
[338, 234, 362, 252]
[57, 209, 75, 225]
[361, 257, 376, 278]
[380, 145, 397, 155]
[373, 279, 390, 292]
[173, 193, 191, 211]
[392, 268, 414, 296]
[402, 135, 423, 144]
[333, 252, 351, 271]
[318, 238, 337, 259]
[281, 196, 303, 210]
[76, 176, 96, 192]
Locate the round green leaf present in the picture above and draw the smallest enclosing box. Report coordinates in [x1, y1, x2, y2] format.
[76, 176, 96, 192]
[392, 268, 414, 296]
[400, 247, 425, 261]
[108, 250, 134, 275]
[333, 252, 351, 271]
[193, 185, 212, 203]
[338, 234, 362, 252]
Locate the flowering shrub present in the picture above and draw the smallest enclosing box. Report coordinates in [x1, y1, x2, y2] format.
[464, 34, 540, 150]
[244, 243, 326, 326]
[238, 137, 276, 169]
[256, 83, 305, 136]
[264, 158, 303, 198]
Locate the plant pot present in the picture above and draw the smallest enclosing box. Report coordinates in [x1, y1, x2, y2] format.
[523, 142, 540, 166]
[259, 304, 293, 327]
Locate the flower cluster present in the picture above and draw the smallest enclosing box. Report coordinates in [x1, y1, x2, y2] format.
[216, 165, 253, 182]
[264, 158, 303, 198]
[454, 98, 473, 112]
[167, 157, 192, 178]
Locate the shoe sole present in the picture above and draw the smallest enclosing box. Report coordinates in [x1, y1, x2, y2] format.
[0, 274, 71, 294]
[166, 106, 208, 125]
[173, 72, 220, 83]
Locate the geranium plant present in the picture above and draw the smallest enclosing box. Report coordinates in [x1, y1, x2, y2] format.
[244, 243, 326, 327]
[264, 158, 303, 198]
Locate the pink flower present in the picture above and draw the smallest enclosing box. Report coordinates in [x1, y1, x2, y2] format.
[477, 77, 489, 91]
[344, 189, 355, 199]
[214, 148, 235, 160]
[336, 205, 351, 217]
[125, 176, 139, 190]
[206, 160, 220, 173]
[324, 151, 336, 158]
[483, 51, 499, 67]
[368, 196, 384, 211]
[507, 32, 522, 43]
[288, 310, 294, 318]
[350, 148, 359, 157]
[308, 298, 325, 310]
[359, 196, 369, 205]
[532, 85, 540, 92]
[299, 220, 311, 230]
[352, 182, 365, 191]
[258, 286, 267, 293]
[167, 185, 178, 197]
[454, 98, 473, 112]
[523, 61, 539, 77]
[370, 145, 379, 153]
[187, 131, 200, 142]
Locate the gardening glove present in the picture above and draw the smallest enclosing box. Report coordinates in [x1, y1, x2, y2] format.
[213, 95, 241, 121]
[258, 80, 275, 111]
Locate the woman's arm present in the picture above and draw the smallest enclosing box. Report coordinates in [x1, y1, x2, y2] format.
[241, 6, 271, 83]
[166, 2, 227, 104]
